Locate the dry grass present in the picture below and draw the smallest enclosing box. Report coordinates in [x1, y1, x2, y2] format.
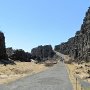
[66, 62, 90, 90]
[44, 60, 57, 67]
[0, 61, 47, 84]
[66, 64, 81, 90]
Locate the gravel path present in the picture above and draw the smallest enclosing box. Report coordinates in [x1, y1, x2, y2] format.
[0, 62, 73, 90]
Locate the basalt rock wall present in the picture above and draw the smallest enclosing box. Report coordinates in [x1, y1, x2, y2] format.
[10, 49, 31, 62]
[0, 31, 8, 60]
[55, 7, 90, 62]
[31, 45, 55, 62]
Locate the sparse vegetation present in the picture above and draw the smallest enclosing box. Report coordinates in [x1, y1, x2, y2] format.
[64, 59, 73, 64]
[0, 62, 47, 84]
[44, 60, 57, 67]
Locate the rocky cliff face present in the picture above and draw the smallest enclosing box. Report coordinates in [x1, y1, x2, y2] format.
[0, 31, 8, 60]
[55, 7, 90, 62]
[6, 47, 14, 57]
[31, 45, 55, 62]
[10, 49, 31, 62]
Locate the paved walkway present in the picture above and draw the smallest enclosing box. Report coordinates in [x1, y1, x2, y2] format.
[0, 62, 73, 90]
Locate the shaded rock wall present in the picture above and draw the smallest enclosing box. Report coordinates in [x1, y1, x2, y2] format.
[0, 31, 8, 60]
[10, 49, 31, 62]
[31, 45, 55, 62]
[55, 7, 90, 62]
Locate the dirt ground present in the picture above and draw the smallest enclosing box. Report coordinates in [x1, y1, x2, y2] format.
[0, 61, 47, 84]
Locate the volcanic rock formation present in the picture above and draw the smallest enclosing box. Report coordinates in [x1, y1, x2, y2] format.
[0, 31, 8, 60]
[31, 45, 55, 62]
[55, 7, 90, 62]
[10, 49, 31, 62]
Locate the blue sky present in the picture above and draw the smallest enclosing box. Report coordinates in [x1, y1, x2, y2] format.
[0, 0, 89, 52]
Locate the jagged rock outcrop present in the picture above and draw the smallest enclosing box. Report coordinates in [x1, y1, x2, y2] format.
[0, 31, 8, 60]
[6, 47, 14, 57]
[31, 45, 55, 62]
[10, 49, 31, 62]
[55, 7, 90, 62]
